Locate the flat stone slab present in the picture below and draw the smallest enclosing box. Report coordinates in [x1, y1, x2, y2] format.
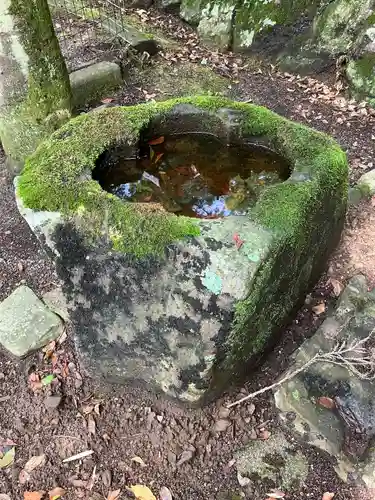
[274, 275, 375, 487]
[70, 61, 122, 108]
[15, 96, 348, 404]
[0, 286, 64, 357]
[235, 430, 308, 491]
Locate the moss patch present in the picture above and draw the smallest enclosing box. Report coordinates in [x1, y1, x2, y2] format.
[0, 0, 72, 162]
[18, 96, 347, 261]
[128, 60, 229, 99]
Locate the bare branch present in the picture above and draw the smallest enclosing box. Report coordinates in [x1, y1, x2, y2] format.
[227, 328, 375, 409]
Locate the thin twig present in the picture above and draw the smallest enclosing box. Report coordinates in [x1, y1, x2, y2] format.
[227, 328, 375, 409]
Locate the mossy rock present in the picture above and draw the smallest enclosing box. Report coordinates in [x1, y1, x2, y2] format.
[16, 96, 348, 404]
[232, 0, 311, 51]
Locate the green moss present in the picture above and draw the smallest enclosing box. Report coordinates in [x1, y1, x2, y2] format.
[2, 0, 72, 162]
[128, 60, 229, 100]
[18, 96, 348, 263]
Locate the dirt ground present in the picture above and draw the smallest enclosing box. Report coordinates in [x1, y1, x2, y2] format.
[1, 7, 375, 500]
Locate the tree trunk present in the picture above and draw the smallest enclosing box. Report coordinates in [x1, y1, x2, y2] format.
[0, 0, 72, 170]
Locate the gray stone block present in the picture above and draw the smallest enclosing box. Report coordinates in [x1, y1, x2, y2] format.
[274, 275, 375, 487]
[0, 286, 64, 357]
[70, 61, 122, 109]
[235, 430, 308, 490]
[358, 169, 375, 197]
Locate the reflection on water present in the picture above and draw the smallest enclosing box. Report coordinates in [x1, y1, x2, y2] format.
[93, 133, 290, 219]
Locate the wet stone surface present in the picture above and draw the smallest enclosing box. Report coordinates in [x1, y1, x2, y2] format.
[93, 132, 289, 219]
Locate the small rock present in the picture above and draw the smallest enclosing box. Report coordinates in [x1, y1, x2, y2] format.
[213, 419, 231, 433]
[218, 406, 231, 419]
[44, 395, 62, 410]
[176, 449, 194, 466]
[237, 471, 251, 487]
[247, 403, 256, 415]
[101, 469, 112, 487]
[0, 285, 64, 357]
[17, 262, 24, 272]
[249, 428, 258, 440]
[167, 451, 176, 465]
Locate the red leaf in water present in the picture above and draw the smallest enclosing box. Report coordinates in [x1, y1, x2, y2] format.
[233, 233, 244, 250]
[317, 396, 335, 410]
[148, 136, 165, 146]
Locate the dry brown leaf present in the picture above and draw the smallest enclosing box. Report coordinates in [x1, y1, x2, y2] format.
[49, 486, 66, 499]
[312, 302, 326, 315]
[317, 396, 335, 410]
[87, 414, 96, 436]
[322, 494, 335, 500]
[328, 278, 344, 297]
[24, 454, 46, 473]
[128, 485, 156, 500]
[43, 341, 56, 358]
[107, 490, 121, 500]
[159, 486, 173, 500]
[24, 492, 45, 500]
[131, 456, 147, 467]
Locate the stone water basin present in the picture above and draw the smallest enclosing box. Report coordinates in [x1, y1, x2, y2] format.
[16, 96, 348, 404]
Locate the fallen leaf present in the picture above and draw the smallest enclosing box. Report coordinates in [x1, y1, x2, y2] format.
[159, 486, 173, 500]
[24, 493, 45, 500]
[49, 487, 66, 499]
[58, 330, 68, 344]
[312, 302, 326, 315]
[18, 261, 24, 272]
[317, 396, 335, 410]
[213, 419, 231, 432]
[41, 374, 55, 386]
[322, 494, 335, 500]
[19, 470, 31, 484]
[29, 372, 42, 391]
[101, 98, 114, 104]
[107, 490, 121, 500]
[233, 233, 244, 250]
[328, 278, 344, 297]
[266, 491, 285, 499]
[148, 136, 165, 145]
[259, 429, 271, 440]
[24, 454, 46, 473]
[128, 485, 156, 500]
[131, 456, 147, 467]
[0, 447, 15, 468]
[87, 414, 96, 436]
[43, 341, 56, 358]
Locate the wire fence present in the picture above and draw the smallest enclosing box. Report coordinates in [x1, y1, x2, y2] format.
[48, 0, 134, 70]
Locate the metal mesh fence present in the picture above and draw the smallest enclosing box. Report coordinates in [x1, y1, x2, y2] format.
[48, 0, 132, 70]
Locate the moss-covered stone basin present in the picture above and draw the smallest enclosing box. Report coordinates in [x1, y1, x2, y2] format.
[16, 96, 348, 404]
